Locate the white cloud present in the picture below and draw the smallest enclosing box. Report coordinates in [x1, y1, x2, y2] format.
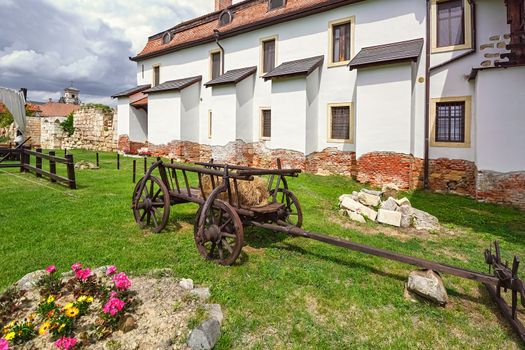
[0, 0, 213, 103]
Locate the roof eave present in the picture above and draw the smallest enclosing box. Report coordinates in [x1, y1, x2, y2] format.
[348, 57, 418, 71]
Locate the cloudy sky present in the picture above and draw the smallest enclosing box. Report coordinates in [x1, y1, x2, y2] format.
[0, 0, 214, 105]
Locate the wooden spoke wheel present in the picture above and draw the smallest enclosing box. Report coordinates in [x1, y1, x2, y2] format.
[271, 188, 303, 228]
[132, 176, 170, 233]
[194, 200, 244, 266]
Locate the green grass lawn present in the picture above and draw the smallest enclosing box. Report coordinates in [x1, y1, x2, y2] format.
[1, 149, 524, 349]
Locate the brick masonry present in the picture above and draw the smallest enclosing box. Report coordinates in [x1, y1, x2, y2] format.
[117, 138, 525, 210]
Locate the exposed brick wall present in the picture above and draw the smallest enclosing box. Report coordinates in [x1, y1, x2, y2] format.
[477, 170, 525, 210]
[356, 152, 421, 190]
[429, 158, 477, 196]
[306, 148, 356, 177]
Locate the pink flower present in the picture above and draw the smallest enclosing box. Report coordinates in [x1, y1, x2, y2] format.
[103, 296, 125, 316]
[0, 339, 9, 350]
[113, 272, 131, 291]
[71, 263, 82, 272]
[46, 265, 57, 274]
[54, 337, 77, 350]
[106, 266, 117, 276]
[75, 268, 91, 282]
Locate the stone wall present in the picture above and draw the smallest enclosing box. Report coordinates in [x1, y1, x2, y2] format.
[40, 117, 67, 149]
[26, 117, 41, 146]
[62, 107, 118, 152]
[477, 170, 525, 210]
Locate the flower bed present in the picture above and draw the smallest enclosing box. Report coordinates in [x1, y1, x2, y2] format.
[1, 264, 135, 349]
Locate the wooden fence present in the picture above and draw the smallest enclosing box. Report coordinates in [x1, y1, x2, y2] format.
[0, 147, 77, 189]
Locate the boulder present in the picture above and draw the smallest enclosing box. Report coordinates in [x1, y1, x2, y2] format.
[362, 189, 382, 197]
[179, 278, 194, 290]
[407, 269, 448, 306]
[357, 206, 378, 221]
[398, 204, 414, 228]
[338, 194, 353, 203]
[377, 209, 402, 227]
[191, 287, 211, 302]
[187, 319, 221, 350]
[74, 160, 99, 170]
[340, 197, 362, 212]
[395, 197, 411, 207]
[358, 192, 381, 207]
[348, 211, 366, 224]
[15, 270, 46, 291]
[380, 197, 398, 211]
[381, 183, 400, 199]
[204, 304, 224, 325]
[412, 208, 440, 231]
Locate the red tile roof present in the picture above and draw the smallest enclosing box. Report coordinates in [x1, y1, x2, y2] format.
[39, 103, 80, 118]
[0, 103, 42, 114]
[132, 0, 364, 61]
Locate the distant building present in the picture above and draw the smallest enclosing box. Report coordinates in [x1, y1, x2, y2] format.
[59, 86, 81, 105]
[39, 102, 80, 118]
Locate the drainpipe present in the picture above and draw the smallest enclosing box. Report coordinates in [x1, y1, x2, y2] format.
[213, 29, 225, 75]
[424, 0, 431, 190]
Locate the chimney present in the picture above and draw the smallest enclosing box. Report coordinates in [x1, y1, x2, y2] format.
[215, 0, 232, 11]
[20, 88, 27, 100]
[48, 98, 53, 103]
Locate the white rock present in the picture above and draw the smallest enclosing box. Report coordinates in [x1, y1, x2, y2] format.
[348, 211, 366, 224]
[191, 287, 211, 302]
[398, 204, 414, 228]
[395, 197, 411, 207]
[357, 206, 378, 221]
[412, 208, 440, 231]
[358, 191, 381, 207]
[362, 188, 382, 197]
[380, 197, 398, 211]
[382, 183, 400, 198]
[179, 278, 194, 290]
[407, 269, 448, 306]
[377, 209, 402, 227]
[15, 270, 46, 291]
[338, 194, 354, 203]
[340, 197, 362, 212]
[187, 319, 221, 350]
[204, 304, 224, 325]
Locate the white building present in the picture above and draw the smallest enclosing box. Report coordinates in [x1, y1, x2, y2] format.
[113, 0, 525, 209]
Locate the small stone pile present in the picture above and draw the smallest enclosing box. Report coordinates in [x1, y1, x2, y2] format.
[74, 160, 99, 170]
[339, 184, 440, 230]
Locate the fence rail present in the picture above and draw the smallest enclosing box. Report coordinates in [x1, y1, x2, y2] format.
[0, 147, 77, 189]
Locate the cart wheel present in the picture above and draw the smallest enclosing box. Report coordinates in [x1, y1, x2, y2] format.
[132, 176, 170, 233]
[271, 188, 303, 228]
[194, 200, 244, 266]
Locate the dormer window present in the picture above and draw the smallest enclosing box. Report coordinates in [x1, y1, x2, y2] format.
[268, 0, 285, 11]
[162, 32, 172, 45]
[219, 10, 233, 26]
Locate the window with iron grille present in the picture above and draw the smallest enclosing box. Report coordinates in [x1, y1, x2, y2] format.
[261, 109, 271, 139]
[211, 51, 221, 79]
[437, 0, 465, 47]
[332, 22, 351, 63]
[262, 39, 276, 73]
[330, 106, 350, 140]
[435, 101, 465, 142]
[268, 0, 285, 11]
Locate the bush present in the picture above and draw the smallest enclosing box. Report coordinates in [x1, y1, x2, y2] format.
[0, 110, 14, 128]
[60, 113, 75, 136]
[83, 103, 113, 114]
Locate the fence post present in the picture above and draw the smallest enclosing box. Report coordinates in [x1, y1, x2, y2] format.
[133, 159, 136, 183]
[19, 148, 26, 172]
[65, 154, 77, 189]
[49, 150, 57, 183]
[143, 157, 147, 174]
[96, 152, 99, 167]
[117, 153, 120, 170]
[35, 148, 43, 178]
[64, 148, 67, 157]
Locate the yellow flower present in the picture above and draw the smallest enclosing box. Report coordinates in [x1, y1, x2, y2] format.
[86, 296, 94, 303]
[7, 321, 15, 328]
[39, 322, 51, 335]
[65, 307, 79, 318]
[47, 295, 55, 304]
[4, 331, 15, 340]
[63, 302, 74, 310]
[28, 313, 36, 321]
[58, 323, 66, 332]
[77, 295, 87, 302]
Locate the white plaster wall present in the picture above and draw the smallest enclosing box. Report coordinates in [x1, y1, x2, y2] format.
[475, 67, 525, 172]
[306, 68, 320, 155]
[236, 76, 255, 142]
[181, 84, 200, 142]
[148, 91, 181, 145]
[269, 77, 307, 153]
[129, 107, 148, 142]
[209, 85, 237, 145]
[116, 98, 130, 136]
[355, 64, 413, 158]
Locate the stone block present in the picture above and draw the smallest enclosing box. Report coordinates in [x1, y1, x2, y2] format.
[179, 278, 194, 290]
[480, 43, 494, 50]
[362, 188, 382, 197]
[381, 183, 400, 199]
[412, 208, 440, 231]
[407, 269, 448, 306]
[395, 197, 411, 207]
[497, 41, 507, 49]
[480, 60, 492, 67]
[187, 319, 221, 350]
[377, 209, 402, 227]
[358, 191, 381, 207]
[340, 197, 362, 212]
[380, 197, 398, 211]
[489, 35, 500, 41]
[348, 211, 366, 224]
[357, 206, 377, 221]
[398, 204, 414, 228]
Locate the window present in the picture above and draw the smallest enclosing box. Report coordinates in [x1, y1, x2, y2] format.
[260, 109, 271, 139]
[431, 0, 472, 53]
[261, 37, 277, 73]
[210, 50, 222, 79]
[328, 103, 352, 142]
[153, 65, 160, 86]
[328, 17, 355, 67]
[219, 10, 232, 26]
[430, 96, 471, 147]
[208, 110, 213, 139]
[268, 0, 285, 11]
[162, 32, 172, 45]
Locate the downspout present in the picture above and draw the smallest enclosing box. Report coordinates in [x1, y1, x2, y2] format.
[424, 0, 431, 189]
[213, 29, 225, 75]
